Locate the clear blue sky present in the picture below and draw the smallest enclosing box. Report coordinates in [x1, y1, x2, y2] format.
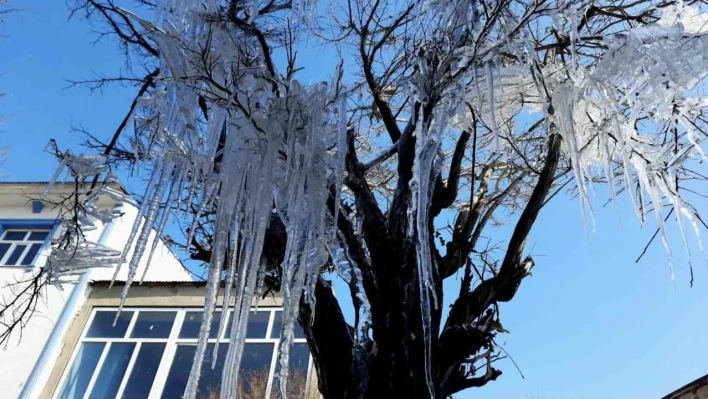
[2, 2, 707, 398]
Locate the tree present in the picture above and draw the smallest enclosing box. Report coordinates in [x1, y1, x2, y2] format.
[23, 0, 708, 398]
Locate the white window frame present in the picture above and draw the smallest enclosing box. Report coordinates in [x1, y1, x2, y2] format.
[0, 229, 52, 267]
[53, 307, 312, 399]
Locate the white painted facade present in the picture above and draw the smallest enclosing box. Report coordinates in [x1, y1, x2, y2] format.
[0, 182, 192, 399]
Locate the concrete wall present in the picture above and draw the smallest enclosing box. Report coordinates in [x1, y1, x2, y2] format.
[39, 284, 319, 399]
[0, 183, 192, 398]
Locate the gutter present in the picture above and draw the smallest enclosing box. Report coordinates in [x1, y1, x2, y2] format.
[18, 216, 118, 399]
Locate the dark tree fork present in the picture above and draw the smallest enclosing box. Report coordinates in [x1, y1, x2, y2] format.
[7, 0, 705, 398]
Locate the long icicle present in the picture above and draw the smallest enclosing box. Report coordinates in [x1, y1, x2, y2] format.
[140, 165, 185, 284]
[116, 161, 173, 321]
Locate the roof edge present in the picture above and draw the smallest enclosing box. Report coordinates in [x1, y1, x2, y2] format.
[90, 280, 204, 287]
[661, 373, 708, 399]
[0, 181, 129, 195]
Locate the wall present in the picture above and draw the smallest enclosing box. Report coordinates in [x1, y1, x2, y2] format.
[88, 203, 193, 283]
[0, 183, 192, 398]
[0, 184, 103, 399]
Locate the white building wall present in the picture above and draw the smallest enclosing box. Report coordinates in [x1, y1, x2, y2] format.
[0, 183, 192, 399]
[89, 203, 192, 283]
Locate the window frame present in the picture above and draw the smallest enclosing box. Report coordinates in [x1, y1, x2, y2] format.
[0, 219, 57, 268]
[53, 306, 312, 399]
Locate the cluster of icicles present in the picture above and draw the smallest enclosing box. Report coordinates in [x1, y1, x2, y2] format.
[42, 0, 708, 397]
[46, 1, 364, 398]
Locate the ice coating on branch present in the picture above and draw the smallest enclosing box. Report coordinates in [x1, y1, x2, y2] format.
[329, 229, 371, 343]
[542, 5, 708, 276]
[40, 156, 129, 283]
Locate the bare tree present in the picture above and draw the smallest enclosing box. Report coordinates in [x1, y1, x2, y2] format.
[12, 0, 708, 398]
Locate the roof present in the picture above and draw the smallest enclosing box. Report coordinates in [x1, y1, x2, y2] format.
[90, 280, 205, 287]
[661, 373, 708, 399]
[0, 181, 129, 194]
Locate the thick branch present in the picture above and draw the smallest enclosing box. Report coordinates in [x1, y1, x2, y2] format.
[437, 134, 562, 389]
[431, 130, 471, 217]
[299, 277, 361, 399]
[359, 29, 402, 142]
[327, 190, 380, 318]
[498, 134, 561, 273]
[344, 130, 388, 267]
[445, 134, 560, 327]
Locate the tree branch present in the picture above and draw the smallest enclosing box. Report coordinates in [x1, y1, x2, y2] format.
[431, 130, 471, 217]
[437, 134, 562, 390]
[299, 277, 363, 399]
[344, 129, 388, 267]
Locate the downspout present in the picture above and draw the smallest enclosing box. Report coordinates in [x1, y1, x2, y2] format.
[18, 216, 118, 399]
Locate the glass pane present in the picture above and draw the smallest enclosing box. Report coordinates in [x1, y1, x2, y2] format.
[287, 343, 311, 376]
[57, 342, 105, 399]
[270, 343, 311, 399]
[271, 311, 305, 339]
[0, 243, 10, 261]
[6, 245, 26, 265]
[179, 311, 221, 339]
[121, 343, 165, 399]
[28, 231, 50, 241]
[130, 311, 176, 338]
[87, 311, 134, 338]
[20, 243, 42, 266]
[161, 344, 229, 399]
[3, 231, 27, 240]
[247, 310, 270, 338]
[88, 342, 135, 399]
[226, 310, 270, 339]
[239, 343, 276, 396]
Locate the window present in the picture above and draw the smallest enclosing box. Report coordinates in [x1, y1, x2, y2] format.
[55, 308, 312, 399]
[0, 228, 51, 266]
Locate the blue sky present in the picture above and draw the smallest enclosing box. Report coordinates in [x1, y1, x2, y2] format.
[2, 2, 707, 398]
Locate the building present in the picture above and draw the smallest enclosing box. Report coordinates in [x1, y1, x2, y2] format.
[662, 374, 708, 399]
[0, 182, 317, 399]
[0, 182, 192, 398]
[41, 281, 317, 399]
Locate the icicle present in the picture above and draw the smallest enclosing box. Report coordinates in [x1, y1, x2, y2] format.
[109, 160, 164, 288]
[407, 83, 457, 398]
[186, 177, 218, 247]
[656, 170, 693, 272]
[43, 153, 69, 199]
[552, 83, 595, 235]
[678, 205, 708, 269]
[645, 171, 676, 281]
[182, 233, 224, 399]
[332, 94, 348, 238]
[116, 161, 173, 322]
[140, 165, 185, 284]
[211, 161, 248, 368]
[486, 60, 500, 151]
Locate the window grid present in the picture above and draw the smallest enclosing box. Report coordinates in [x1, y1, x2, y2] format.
[0, 229, 50, 266]
[54, 307, 311, 399]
